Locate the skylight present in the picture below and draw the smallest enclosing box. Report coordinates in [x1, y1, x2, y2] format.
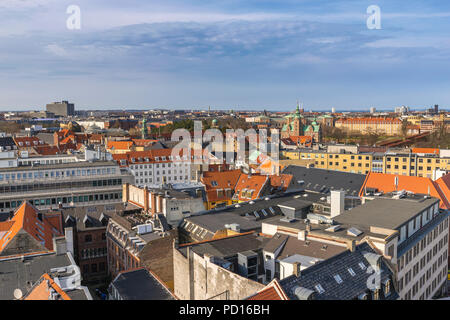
[314, 284, 325, 294]
[358, 262, 367, 270]
[348, 268, 356, 276]
[334, 274, 343, 284]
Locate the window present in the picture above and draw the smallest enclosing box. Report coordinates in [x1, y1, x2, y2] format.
[334, 274, 343, 284]
[85, 234, 93, 243]
[314, 284, 325, 294]
[348, 268, 356, 276]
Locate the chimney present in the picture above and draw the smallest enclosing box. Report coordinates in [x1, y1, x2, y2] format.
[348, 240, 356, 252]
[330, 190, 345, 218]
[305, 223, 311, 233]
[143, 186, 149, 212]
[298, 230, 306, 241]
[122, 183, 130, 203]
[53, 236, 67, 255]
[151, 192, 157, 216]
[293, 262, 301, 277]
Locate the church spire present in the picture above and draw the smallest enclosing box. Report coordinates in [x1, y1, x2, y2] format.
[296, 100, 301, 114]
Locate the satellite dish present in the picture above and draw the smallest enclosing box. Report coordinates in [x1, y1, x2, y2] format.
[13, 289, 23, 300]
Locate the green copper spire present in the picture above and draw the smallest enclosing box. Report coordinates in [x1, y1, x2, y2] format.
[141, 117, 148, 139]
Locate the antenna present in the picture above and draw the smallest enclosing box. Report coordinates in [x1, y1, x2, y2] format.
[13, 289, 23, 300]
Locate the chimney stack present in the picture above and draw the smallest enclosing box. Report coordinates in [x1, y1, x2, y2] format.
[330, 190, 345, 218]
[293, 262, 301, 277]
[348, 240, 356, 252]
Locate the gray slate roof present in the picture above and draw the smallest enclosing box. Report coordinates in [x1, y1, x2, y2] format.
[279, 242, 399, 300]
[110, 268, 174, 300]
[282, 165, 366, 196]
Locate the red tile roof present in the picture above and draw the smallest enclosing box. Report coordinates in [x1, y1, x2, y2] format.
[34, 145, 60, 155]
[411, 147, 440, 155]
[14, 137, 45, 148]
[336, 117, 401, 124]
[246, 279, 289, 300]
[0, 202, 62, 254]
[201, 170, 242, 203]
[107, 140, 134, 151]
[24, 273, 71, 300]
[360, 172, 450, 209]
[269, 174, 293, 190]
[234, 174, 268, 201]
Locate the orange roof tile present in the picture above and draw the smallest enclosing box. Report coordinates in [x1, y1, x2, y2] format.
[269, 174, 293, 190]
[411, 147, 440, 155]
[34, 145, 60, 155]
[246, 279, 289, 300]
[234, 174, 268, 201]
[0, 202, 61, 254]
[360, 172, 450, 209]
[24, 273, 71, 300]
[107, 140, 133, 150]
[201, 170, 242, 202]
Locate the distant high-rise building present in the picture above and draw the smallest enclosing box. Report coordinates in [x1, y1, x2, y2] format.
[370, 107, 376, 114]
[434, 104, 439, 114]
[395, 105, 409, 114]
[331, 107, 336, 113]
[46, 100, 75, 117]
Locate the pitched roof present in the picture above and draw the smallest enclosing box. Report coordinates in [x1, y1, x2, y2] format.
[283, 165, 366, 196]
[24, 273, 71, 300]
[201, 170, 242, 203]
[234, 174, 269, 201]
[247, 279, 289, 300]
[411, 147, 440, 155]
[336, 117, 401, 124]
[107, 140, 133, 151]
[0, 202, 61, 255]
[13, 136, 45, 148]
[360, 172, 450, 209]
[269, 174, 293, 191]
[111, 268, 175, 300]
[278, 242, 398, 300]
[34, 145, 60, 155]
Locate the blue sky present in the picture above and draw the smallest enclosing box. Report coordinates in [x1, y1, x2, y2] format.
[0, 0, 449, 111]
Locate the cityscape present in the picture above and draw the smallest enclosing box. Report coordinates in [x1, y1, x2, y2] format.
[0, 0, 449, 308]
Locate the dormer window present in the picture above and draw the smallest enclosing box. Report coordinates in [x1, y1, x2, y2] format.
[384, 279, 391, 296]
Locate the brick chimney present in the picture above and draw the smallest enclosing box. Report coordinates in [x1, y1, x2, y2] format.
[143, 186, 149, 212]
[151, 192, 156, 216]
[293, 262, 301, 277]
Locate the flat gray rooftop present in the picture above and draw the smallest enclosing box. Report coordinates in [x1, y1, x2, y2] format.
[335, 197, 439, 230]
[0, 253, 71, 300]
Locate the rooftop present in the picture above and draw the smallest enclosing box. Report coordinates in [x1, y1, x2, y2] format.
[283, 165, 366, 196]
[110, 268, 175, 300]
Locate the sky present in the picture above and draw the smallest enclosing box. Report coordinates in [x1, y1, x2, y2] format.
[0, 0, 449, 111]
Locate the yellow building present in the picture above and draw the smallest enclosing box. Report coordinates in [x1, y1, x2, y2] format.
[335, 118, 402, 136]
[281, 147, 450, 178]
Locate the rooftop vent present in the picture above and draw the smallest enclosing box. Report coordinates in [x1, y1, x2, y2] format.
[347, 227, 363, 237]
[325, 225, 341, 232]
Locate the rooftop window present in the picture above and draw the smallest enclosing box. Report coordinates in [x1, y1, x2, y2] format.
[314, 284, 325, 294]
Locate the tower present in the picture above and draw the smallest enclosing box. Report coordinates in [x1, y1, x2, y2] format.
[141, 117, 148, 139]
